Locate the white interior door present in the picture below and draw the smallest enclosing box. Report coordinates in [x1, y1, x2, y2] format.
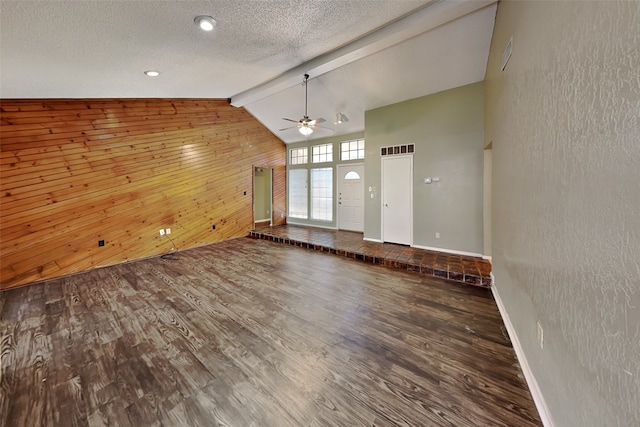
[337, 164, 364, 231]
[382, 156, 412, 244]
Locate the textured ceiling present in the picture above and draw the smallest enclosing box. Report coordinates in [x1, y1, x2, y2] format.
[0, 0, 497, 143]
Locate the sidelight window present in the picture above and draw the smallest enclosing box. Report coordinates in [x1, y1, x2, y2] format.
[288, 169, 308, 218]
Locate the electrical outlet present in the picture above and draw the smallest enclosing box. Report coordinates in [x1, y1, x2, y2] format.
[159, 229, 165, 236]
[435, 232, 440, 239]
[166, 228, 171, 235]
[537, 321, 544, 349]
[98, 240, 105, 247]
[212, 225, 216, 230]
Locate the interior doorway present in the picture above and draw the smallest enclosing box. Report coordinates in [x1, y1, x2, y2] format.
[381, 155, 413, 245]
[337, 164, 364, 232]
[254, 166, 272, 228]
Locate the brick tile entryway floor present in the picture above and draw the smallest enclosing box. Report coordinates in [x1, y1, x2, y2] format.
[250, 224, 492, 287]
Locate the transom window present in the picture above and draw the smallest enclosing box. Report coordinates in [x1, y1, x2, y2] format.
[312, 143, 333, 163]
[340, 138, 365, 161]
[290, 147, 308, 165]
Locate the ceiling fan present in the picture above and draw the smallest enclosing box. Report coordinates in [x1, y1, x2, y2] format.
[280, 74, 333, 136]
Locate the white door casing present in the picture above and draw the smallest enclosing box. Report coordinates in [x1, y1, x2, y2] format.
[337, 164, 364, 232]
[381, 155, 413, 245]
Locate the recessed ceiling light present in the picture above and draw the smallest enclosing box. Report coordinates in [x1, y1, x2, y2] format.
[144, 70, 160, 77]
[195, 15, 216, 32]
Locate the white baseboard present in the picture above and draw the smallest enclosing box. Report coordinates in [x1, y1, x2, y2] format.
[411, 244, 483, 258]
[491, 274, 555, 427]
[363, 237, 383, 243]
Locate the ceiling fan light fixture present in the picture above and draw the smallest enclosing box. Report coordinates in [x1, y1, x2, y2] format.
[195, 16, 216, 31]
[280, 74, 331, 137]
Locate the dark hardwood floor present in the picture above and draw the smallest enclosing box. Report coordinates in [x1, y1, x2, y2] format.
[0, 237, 541, 426]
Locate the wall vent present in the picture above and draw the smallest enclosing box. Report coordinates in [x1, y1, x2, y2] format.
[380, 144, 415, 156]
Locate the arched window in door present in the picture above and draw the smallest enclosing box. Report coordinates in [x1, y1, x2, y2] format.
[344, 171, 360, 180]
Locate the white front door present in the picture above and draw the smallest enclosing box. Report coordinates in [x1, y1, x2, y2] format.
[337, 164, 364, 232]
[382, 155, 412, 245]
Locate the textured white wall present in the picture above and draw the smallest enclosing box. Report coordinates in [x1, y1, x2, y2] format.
[486, 1, 640, 426]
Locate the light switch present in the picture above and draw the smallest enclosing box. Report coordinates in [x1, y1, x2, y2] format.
[424, 177, 432, 184]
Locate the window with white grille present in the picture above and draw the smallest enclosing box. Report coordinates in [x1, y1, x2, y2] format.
[290, 147, 308, 165]
[312, 143, 333, 163]
[340, 139, 365, 161]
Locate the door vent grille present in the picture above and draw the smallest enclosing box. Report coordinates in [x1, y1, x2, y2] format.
[380, 144, 414, 156]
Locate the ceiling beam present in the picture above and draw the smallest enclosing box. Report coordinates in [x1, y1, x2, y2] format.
[230, 0, 497, 107]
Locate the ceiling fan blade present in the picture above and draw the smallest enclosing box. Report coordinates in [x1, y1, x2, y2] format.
[279, 125, 300, 131]
[307, 117, 325, 126]
[282, 117, 301, 123]
[310, 124, 335, 132]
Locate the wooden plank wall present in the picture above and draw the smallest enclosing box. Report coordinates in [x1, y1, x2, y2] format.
[272, 165, 287, 227]
[0, 99, 286, 290]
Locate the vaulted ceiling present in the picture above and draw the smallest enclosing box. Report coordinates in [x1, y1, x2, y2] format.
[0, 0, 497, 143]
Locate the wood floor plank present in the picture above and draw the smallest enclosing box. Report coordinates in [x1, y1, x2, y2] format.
[0, 237, 541, 426]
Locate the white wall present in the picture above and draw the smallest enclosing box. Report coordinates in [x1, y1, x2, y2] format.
[485, 1, 640, 425]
